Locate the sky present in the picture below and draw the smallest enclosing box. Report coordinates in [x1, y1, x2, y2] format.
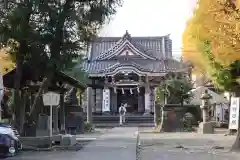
[99, 0, 196, 58]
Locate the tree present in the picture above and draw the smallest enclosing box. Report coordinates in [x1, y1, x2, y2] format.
[182, 0, 240, 150]
[0, 48, 15, 74]
[182, 0, 240, 90]
[0, 0, 42, 129]
[155, 77, 193, 132]
[28, 0, 122, 123]
[0, 0, 122, 130]
[156, 78, 193, 105]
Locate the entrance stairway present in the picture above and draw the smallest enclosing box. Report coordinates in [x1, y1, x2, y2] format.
[87, 114, 155, 128]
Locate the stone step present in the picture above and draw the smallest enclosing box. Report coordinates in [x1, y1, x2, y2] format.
[92, 118, 154, 124]
[84, 115, 155, 124]
[94, 123, 155, 128]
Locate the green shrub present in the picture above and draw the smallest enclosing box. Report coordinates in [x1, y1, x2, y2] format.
[84, 121, 94, 132]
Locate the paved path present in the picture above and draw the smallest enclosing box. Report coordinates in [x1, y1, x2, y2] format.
[73, 127, 138, 160]
[11, 127, 240, 160]
[8, 127, 138, 160]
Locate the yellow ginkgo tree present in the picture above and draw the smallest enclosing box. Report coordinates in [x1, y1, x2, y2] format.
[182, 0, 240, 90]
[182, 0, 240, 150]
[0, 48, 15, 75]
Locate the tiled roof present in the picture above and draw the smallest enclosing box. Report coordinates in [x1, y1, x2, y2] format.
[88, 32, 172, 60]
[81, 59, 187, 74]
[94, 32, 159, 60]
[80, 31, 186, 76]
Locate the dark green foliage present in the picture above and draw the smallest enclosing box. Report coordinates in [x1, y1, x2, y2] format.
[156, 78, 193, 104]
[84, 121, 94, 132]
[0, 0, 122, 72]
[64, 57, 88, 84]
[0, 0, 122, 128]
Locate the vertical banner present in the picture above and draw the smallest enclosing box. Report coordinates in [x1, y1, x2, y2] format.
[229, 97, 240, 130]
[102, 88, 110, 112]
[144, 92, 150, 111]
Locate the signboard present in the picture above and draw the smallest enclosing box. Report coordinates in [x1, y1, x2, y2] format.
[102, 89, 110, 112]
[42, 91, 60, 137]
[229, 97, 240, 130]
[43, 92, 60, 106]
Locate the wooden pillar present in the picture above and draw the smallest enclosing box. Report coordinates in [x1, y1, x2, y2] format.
[93, 88, 97, 113]
[144, 76, 151, 115]
[100, 88, 103, 113]
[138, 88, 144, 112]
[144, 88, 151, 114]
[111, 88, 117, 113]
[153, 87, 158, 127]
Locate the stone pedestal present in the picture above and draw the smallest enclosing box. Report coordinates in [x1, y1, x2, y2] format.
[198, 122, 214, 134]
[159, 105, 186, 132]
[61, 134, 77, 146]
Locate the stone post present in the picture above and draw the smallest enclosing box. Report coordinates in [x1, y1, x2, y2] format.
[198, 89, 214, 134]
[60, 92, 66, 133]
[87, 87, 92, 124]
[53, 106, 59, 133]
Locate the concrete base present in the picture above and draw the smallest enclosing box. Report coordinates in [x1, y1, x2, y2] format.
[61, 134, 77, 146]
[198, 122, 214, 134]
[36, 129, 50, 136]
[20, 136, 52, 148]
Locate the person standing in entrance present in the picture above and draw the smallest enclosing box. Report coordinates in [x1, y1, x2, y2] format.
[119, 103, 127, 125]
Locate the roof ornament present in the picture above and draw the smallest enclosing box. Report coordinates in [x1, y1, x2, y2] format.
[114, 86, 117, 93]
[137, 87, 140, 93]
[123, 30, 131, 40]
[130, 88, 133, 94]
[122, 88, 125, 94]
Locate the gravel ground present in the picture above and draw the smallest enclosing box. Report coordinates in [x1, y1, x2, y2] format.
[138, 129, 240, 160]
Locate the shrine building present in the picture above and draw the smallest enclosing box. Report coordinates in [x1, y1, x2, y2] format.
[81, 31, 188, 115]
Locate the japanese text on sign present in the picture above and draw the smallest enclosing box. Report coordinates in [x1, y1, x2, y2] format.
[229, 97, 240, 130]
[102, 89, 110, 112]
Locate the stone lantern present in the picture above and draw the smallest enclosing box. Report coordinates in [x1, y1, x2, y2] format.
[200, 89, 212, 122]
[198, 89, 214, 134]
